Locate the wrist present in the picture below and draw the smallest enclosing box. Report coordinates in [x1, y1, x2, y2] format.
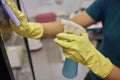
[86, 49, 113, 78]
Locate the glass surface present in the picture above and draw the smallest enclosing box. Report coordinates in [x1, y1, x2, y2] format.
[0, 35, 15, 80]
[0, 4, 33, 80]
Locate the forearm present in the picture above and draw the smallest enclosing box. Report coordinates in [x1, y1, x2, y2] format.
[69, 11, 96, 28]
[41, 21, 64, 37]
[104, 65, 120, 80]
[41, 11, 96, 37]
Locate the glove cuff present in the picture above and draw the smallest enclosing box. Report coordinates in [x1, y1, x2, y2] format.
[27, 22, 44, 39]
[86, 49, 113, 78]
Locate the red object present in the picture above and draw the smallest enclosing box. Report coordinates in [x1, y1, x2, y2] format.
[34, 13, 56, 23]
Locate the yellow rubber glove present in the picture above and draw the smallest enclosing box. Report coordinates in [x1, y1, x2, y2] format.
[54, 32, 113, 78]
[6, 0, 44, 39]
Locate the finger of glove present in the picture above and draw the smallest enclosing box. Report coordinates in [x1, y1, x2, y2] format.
[9, 19, 24, 33]
[6, 0, 19, 16]
[64, 48, 85, 63]
[6, 0, 26, 22]
[63, 50, 78, 62]
[54, 38, 72, 48]
[56, 33, 80, 41]
[6, 0, 18, 12]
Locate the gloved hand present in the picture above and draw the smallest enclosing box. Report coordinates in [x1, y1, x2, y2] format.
[6, 0, 44, 39]
[54, 30, 113, 78]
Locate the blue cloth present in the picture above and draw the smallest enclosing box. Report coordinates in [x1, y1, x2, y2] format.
[86, 0, 120, 80]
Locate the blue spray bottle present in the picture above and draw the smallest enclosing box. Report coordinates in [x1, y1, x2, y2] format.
[61, 20, 86, 79]
[62, 58, 78, 79]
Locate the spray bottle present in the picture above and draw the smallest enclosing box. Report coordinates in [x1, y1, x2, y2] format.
[61, 19, 86, 79]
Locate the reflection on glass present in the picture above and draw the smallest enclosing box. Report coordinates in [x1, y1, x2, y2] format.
[0, 4, 33, 80]
[0, 7, 12, 42]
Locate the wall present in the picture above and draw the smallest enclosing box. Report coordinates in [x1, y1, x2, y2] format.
[20, 0, 94, 18]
